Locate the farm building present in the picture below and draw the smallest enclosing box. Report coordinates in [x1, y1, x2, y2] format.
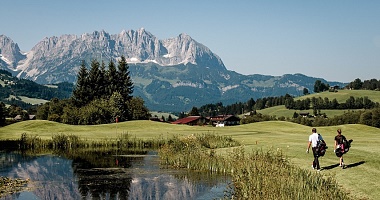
[171, 116, 206, 126]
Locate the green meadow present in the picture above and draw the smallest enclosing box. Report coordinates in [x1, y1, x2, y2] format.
[0, 120, 378, 199]
[6, 95, 49, 105]
[258, 89, 380, 118]
[257, 105, 355, 118]
[298, 89, 380, 103]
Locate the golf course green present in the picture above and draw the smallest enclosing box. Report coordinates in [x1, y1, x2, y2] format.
[0, 120, 378, 199]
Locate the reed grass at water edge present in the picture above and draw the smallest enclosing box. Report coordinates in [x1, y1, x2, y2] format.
[158, 134, 350, 200]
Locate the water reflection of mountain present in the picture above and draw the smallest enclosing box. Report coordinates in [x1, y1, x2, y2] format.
[0, 150, 230, 199]
[0, 151, 35, 173]
[0, 152, 81, 199]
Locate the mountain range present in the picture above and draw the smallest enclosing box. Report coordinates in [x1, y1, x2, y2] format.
[0, 29, 346, 112]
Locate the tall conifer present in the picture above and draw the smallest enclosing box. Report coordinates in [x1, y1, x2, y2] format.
[116, 56, 134, 120]
[107, 60, 118, 97]
[98, 61, 107, 99]
[0, 102, 6, 126]
[88, 59, 101, 101]
[117, 56, 134, 102]
[72, 60, 90, 107]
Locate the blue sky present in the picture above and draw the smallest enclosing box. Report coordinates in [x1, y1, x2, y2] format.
[2, 0, 380, 82]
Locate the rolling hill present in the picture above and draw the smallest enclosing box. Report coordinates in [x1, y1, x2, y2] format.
[257, 89, 380, 118]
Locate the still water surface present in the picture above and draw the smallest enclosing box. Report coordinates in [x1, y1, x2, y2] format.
[0, 150, 231, 200]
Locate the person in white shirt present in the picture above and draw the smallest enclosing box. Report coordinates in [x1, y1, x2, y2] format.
[306, 128, 325, 171]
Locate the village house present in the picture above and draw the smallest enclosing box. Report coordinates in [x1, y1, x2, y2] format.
[149, 116, 164, 122]
[208, 115, 240, 126]
[329, 85, 340, 92]
[299, 112, 310, 117]
[14, 115, 36, 121]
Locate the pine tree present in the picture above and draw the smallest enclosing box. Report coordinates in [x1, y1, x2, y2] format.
[72, 60, 90, 107]
[88, 59, 101, 101]
[188, 107, 200, 116]
[167, 114, 173, 122]
[114, 56, 134, 120]
[303, 88, 309, 95]
[0, 102, 6, 126]
[117, 56, 134, 102]
[107, 60, 118, 97]
[246, 98, 255, 111]
[98, 61, 107, 99]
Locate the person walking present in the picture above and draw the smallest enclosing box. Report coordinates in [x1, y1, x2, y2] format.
[334, 129, 347, 168]
[307, 128, 325, 171]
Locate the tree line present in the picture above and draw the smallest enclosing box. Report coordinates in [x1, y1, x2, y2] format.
[184, 78, 379, 119]
[183, 94, 293, 118]
[240, 107, 380, 128]
[345, 78, 380, 90]
[285, 96, 378, 111]
[290, 108, 380, 128]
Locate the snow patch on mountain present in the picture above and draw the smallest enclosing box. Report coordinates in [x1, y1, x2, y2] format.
[163, 54, 172, 58]
[0, 54, 12, 65]
[129, 57, 140, 62]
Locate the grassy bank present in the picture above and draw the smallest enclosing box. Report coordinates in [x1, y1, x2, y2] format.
[0, 120, 378, 199]
[159, 134, 349, 199]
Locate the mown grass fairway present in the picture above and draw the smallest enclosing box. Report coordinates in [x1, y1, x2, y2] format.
[0, 120, 378, 199]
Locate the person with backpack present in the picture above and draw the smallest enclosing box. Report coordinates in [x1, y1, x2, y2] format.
[307, 128, 326, 171]
[334, 129, 349, 168]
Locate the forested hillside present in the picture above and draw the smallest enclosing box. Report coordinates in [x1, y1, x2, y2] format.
[0, 69, 73, 109]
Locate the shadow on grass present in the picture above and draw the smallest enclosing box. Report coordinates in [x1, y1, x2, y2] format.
[345, 161, 365, 169]
[322, 163, 340, 170]
[322, 161, 365, 170]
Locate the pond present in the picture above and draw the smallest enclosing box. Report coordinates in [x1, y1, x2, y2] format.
[0, 149, 232, 200]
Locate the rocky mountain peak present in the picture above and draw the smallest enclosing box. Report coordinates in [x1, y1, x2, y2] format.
[0, 35, 26, 68]
[0, 29, 226, 83]
[92, 30, 111, 40]
[178, 33, 191, 40]
[0, 31, 346, 112]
